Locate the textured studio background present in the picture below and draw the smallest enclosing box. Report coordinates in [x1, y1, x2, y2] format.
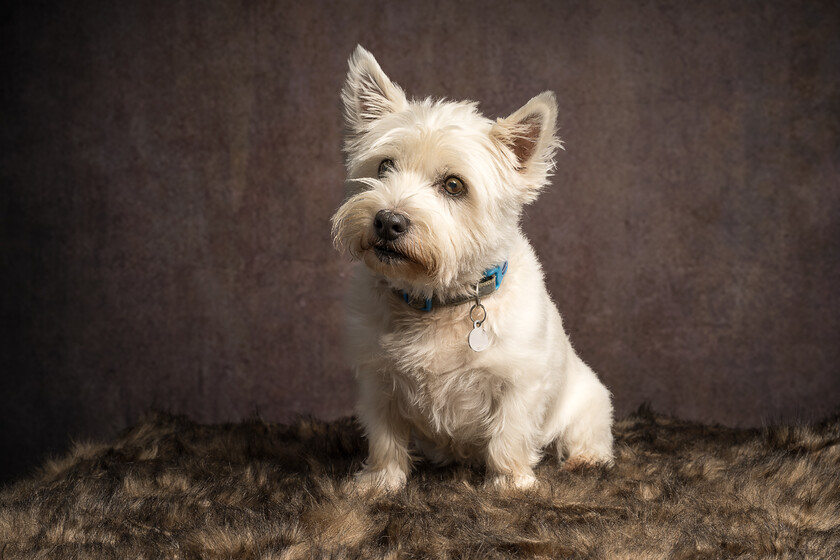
[2, 1, 839, 482]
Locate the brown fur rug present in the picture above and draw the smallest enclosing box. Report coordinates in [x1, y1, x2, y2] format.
[1, 407, 839, 559]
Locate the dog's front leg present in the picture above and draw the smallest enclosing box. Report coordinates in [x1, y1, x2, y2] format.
[352, 372, 412, 493]
[484, 388, 543, 490]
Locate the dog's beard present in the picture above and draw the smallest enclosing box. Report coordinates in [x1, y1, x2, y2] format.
[368, 240, 410, 264]
[334, 224, 454, 293]
[358, 232, 440, 281]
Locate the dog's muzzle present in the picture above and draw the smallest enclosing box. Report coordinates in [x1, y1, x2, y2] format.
[372, 210, 412, 263]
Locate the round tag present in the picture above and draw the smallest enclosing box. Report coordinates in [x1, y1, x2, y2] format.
[468, 324, 490, 352]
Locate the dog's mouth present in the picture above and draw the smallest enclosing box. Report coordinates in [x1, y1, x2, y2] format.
[362, 238, 437, 279]
[372, 243, 409, 263]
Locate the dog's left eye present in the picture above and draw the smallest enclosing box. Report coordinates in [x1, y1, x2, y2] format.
[378, 159, 395, 178]
[443, 176, 465, 196]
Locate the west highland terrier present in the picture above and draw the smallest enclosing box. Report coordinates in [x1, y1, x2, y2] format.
[331, 46, 614, 491]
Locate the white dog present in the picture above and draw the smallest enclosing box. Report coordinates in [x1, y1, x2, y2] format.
[331, 46, 614, 491]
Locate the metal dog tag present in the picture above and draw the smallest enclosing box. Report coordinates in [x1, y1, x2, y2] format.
[468, 321, 490, 352]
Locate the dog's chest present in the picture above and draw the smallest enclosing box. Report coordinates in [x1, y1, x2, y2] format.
[378, 313, 501, 444]
[380, 309, 475, 376]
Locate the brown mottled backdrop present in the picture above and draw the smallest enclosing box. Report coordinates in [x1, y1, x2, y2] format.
[2, 1, 838, 482]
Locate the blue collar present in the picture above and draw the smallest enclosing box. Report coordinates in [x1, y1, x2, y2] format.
[401, 261, 508, 312]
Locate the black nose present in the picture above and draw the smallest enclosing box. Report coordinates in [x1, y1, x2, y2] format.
[374, 210, 410, 241]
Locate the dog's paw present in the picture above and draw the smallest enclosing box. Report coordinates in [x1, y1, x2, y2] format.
[563, 454, 614, 471]
[346, 467, 407, 495]
[485, 471, 538, 491]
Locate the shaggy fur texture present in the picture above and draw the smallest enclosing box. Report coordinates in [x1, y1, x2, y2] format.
[331, 46, 613, 492]
[1, 407, 838, 559]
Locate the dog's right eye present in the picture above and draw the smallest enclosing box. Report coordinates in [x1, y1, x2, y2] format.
[377, 159, 395, 178]
[443, 176, 465, 197]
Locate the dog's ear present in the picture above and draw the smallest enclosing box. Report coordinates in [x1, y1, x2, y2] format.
[342, 46, 407, 133]
[491, 92, 561, 193]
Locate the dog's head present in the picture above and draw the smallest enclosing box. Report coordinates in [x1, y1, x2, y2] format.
[331, 46, 561, 299]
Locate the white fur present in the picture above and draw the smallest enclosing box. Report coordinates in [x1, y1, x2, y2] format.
[332, 46, 614, 491]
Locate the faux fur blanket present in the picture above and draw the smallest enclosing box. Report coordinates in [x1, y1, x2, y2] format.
[1, 408, 839, 559]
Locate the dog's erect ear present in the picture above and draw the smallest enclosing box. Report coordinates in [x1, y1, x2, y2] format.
[342, 46, 407, 133]
[491, 92, 561, 186]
